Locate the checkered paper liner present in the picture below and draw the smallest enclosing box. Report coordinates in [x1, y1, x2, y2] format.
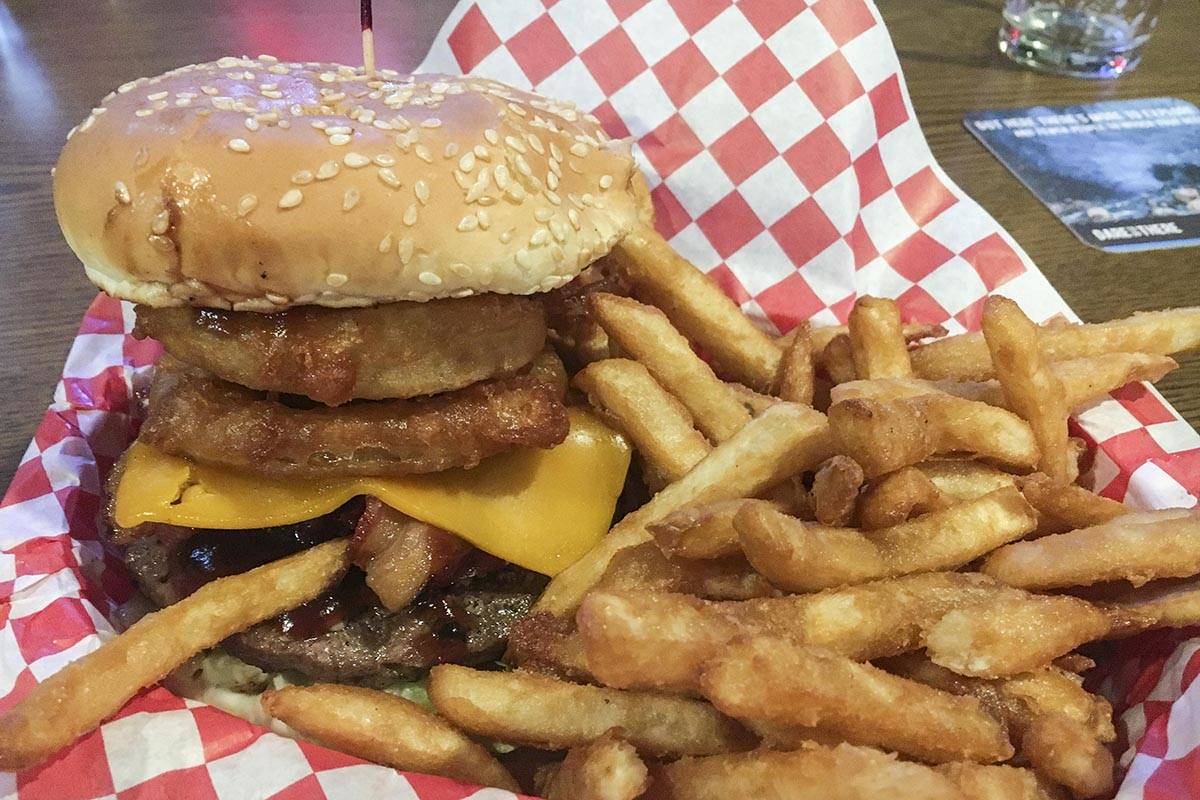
[2, 0, 1198, 797]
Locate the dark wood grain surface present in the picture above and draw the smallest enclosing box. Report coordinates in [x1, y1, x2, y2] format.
[1, 0, 1196, 489]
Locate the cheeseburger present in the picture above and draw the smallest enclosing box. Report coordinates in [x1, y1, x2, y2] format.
[53, 56, 639, 701]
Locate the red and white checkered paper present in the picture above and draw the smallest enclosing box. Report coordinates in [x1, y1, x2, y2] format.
[2, 0, 1198, 797]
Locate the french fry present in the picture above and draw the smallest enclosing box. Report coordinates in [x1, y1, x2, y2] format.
[1101, 576, 1200, 637]
[935, 763, 1063, 800]
[590, 293, 751, 443]
[596, 541, 778, 601]
[428, 665, 754, 757]
[810, 455, 864, 526]
[981, 508, 1200, 590]
[775, 321, 815, 405]
[734, 501, 886, 592]
[726, 382, 779, 415]
[830, 393, 1040, 477]
[648, 499, 760, 560]
[797, 321, 949, 355]
[734, 488, 1036, 593]
[982, 297, 1073, 483]
[857, 466, 951, 529]
[819, 333, 858, 383]
[917, 460, 1018, 500]
[699, 637, 1014, 764]
[261, 684, 518, 791]
[574, 358, 711, 485]
[883, 654, 1114, 743]
[538, 730, 649, 800]
[829, 376, 942, 404]
[883, 655, 1115, 797]
[0, 539, 349, 771]
[1050, 352, 1177, 409]
[1015, 473, 1128, 537]
[506, 612, 594, 681]
[848, 296, 914, 379]
[1021, 713, 1115, 800]
[577, 573, 1017, 692]
[924, 595, 1112, 678]
[911, 306, 1200, 381]
[611, 226, 782, 390]
[535, 402, 832, 617]
[647, 743, 969, 800]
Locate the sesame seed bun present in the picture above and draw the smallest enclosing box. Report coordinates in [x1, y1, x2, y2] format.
[53, 57, 640, 310]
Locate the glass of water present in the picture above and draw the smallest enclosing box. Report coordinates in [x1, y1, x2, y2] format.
[999, 0, 1165, 78]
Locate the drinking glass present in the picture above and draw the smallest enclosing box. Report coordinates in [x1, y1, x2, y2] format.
[999, 0, 1166, 78]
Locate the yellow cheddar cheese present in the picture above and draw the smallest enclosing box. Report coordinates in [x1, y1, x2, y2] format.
[114, 409, 630, 576]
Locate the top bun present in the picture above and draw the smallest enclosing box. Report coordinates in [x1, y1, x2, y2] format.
[54, 57, 640, 310]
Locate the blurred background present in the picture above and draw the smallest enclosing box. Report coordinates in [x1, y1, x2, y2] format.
[0, 0, 1196, 487]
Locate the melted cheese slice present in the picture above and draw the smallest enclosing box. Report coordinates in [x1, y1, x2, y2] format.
[113, 409, 630, 576]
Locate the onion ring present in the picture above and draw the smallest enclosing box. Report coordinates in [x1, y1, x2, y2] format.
[134, 294, 548, 406]
[138, 352, 568, 478]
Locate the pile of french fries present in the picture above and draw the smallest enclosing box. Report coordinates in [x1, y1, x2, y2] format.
[3, 223, 1200, 800]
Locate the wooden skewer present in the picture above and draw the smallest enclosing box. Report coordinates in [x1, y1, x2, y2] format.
[361, 0, 375, 77]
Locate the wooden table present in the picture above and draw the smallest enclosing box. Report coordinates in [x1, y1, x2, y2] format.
[1, 0, 1196, 488]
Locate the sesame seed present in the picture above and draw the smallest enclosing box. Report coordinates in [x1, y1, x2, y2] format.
[568, 209, 581, 229]
[261, 89, 283, 99]
[450, 262, 473, 278]
[477, 209, 491, 230]
[550, 143, 563, 162]
[319, 72, 337, 83]
[420, 117, 442, 128]
[569, 159, 583, 174]
[151, 210, 170, 234]
[547, 171, 560, 190]
[377, 168, 400, 188]
[135, 109, 154, 117]
[550, 218, 567, 242]
[148, 234, 173, 251]
[500, 230, 513, 244]
[465, 170, 491, 203]
[530, 228, 550, 247]
[457, 214, 479, 232]
[473, 145, 491, 161]
[292, 170, 314, 185]
[415, 145, 433, 163]
[414, 180, 430, 205]
[379, 233, 393, 253]
[329, 133, 352, 146]
[372, 120, 393, 130]
[342, 187, 361, 211]
[259, 54, 279, 63]
[147, 91, 168, 101]
[398, 237, 414, 264]
[114, 180, 131, 204]
[316, 160, 340, 180]
[344, 152, 370, 168]
[278, 188, 303, 208]
[403, 204, 419, 226]
[515, 155, 533, 177]
[418, 271, 443, 286]
[534, 208, 553, 223]
[506, 183, 527, 202]
[237, 193, 258, 216]
[326, 272, 349, 287]
[526, 133, 545, 155]
[484, 128, 499, 145]
[515, 249, 534, 269]
[581, 193, 595, 206]
[494, 164, 511, 189]
[599, 174, 613, 189]
[504, 135, 527, 154]
[373, 154, 396, 167]
[459, 152, 476, 172]
[570, 142, 590, 157]
[266, 293, 289, 305]
[244, 117, 260, 131]
[134, 147, 149, 166]
[227, 138, 251, 153]
[118, 81, 138, 94]
[278, 119, 291, 129]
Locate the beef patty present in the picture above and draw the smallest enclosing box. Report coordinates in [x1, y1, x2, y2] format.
[120, 504, 546, 685]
